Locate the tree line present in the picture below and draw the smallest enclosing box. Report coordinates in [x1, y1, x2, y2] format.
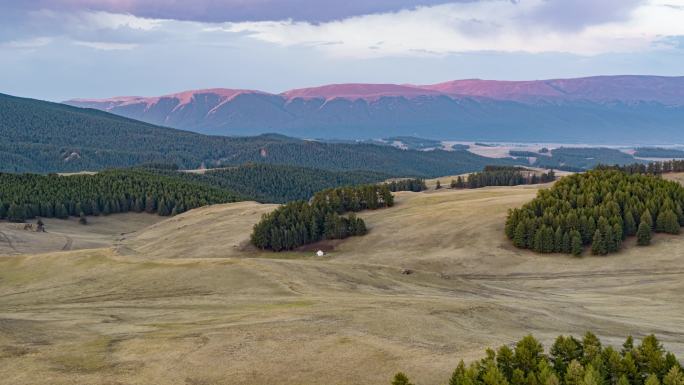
[385, 178, 427, 192]
[598, 160, 684, 175]
[0, 170, 237, 222]
[505, 169, 684, 256]
[148, 163, 390, 204]
[250, 184, 396, 251]
[391, 333, 683, 385]
[451, 166, 556, 189]
[632, 148, 684, 159]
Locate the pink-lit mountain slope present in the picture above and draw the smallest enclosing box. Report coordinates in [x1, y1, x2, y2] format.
[65, 76, 684, 142]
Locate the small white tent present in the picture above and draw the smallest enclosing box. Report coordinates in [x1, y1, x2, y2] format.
[316, 250, 325, 257]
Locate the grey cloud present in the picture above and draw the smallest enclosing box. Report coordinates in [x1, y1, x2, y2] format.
[3, 0, 467, 23]
[522, 0, 644, 31]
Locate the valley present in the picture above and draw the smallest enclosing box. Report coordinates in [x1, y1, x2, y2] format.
[2, 180, 682, 385]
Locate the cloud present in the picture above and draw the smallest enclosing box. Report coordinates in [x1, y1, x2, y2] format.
[2, 37, 53, 49]
[73, 41, 138, 50]
[523, 0, 644, 31]
[4, 0, 460, 23]
[223, 0, 684, 57]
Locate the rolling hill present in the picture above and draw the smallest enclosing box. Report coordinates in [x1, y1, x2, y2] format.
[0, 92, 515, 175]
[66, 75, 684, 143]
[2, 181, 683, 385]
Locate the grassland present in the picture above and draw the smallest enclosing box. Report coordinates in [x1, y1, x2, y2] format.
[1, 179, 683, 385]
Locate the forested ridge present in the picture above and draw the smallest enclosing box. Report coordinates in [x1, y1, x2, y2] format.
[633, 148, 684, 158]
[149, 164, 391, 203]
[251, 184, 396, 251]
[0, 93, 516, 176]
[386, 178, 428, 192]
[0, 170, 238, 222]
[505, 170, 684, 255]
[534, 148, 640, 171]
[451, 166, 556, 189]
[391, 333, 682, 385]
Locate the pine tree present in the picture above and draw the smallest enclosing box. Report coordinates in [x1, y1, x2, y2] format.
[562, 232, 571, 254]
[624, 211, 637, 236]
[483, 363, 510, 385]
[7, 203, 27, 223]
[565, 360, 585, 385]
[55, 203, 69, 219]
[514, 222, 527, 248]
[554, 227, 563, 253]
[637, 221, 652, 246]
[591, 230, 606, 255]
[583, 365, 604, 385]
[392, 372, 414, 385]
[571, 232, 583, 257]
[436, 180, 442, 190]
[641, 210, 653, 229]
[661, 210, 680, 234]
[145, 195, 156, 214]
[646, 375, 661, 385]
[450, 361, 475, 385]
[663, 366, 684, 385]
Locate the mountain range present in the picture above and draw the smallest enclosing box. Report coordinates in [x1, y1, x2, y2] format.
[65, 75, 684, 143]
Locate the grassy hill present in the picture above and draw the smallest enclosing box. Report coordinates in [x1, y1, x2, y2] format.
[2, 181, 683, 385]
[0, 93, 515, 175]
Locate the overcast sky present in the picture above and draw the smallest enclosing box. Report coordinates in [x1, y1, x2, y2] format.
[1, 0, 683, 101]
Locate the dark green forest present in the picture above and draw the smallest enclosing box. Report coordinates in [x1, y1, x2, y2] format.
[392, 333, 682, 385]
[149, 164, 391, 203]
[0, 93, 516, 176]
[386, 178, 428, 192]
[505, 170, 684, 256]
[0, 170, 238, 222]
[451, 166, 556, 189]
[633, 148, 684, 158]
[250, 184, 395, 251]
[601, 160, 684, 175]
[534, 148, 639, 171]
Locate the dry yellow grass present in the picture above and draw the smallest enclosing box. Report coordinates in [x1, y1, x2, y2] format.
[1, 184, 683, 385]
[0, 213, 162, 256]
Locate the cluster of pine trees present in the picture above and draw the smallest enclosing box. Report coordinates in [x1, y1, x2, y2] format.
[0, 170, 237, 222]
[505, 170, 684, 256]
[386, 178, 427, 192]
[392, 333, 683, 385]
[251, 184, 395, 251]
[451, 167, 556, 189]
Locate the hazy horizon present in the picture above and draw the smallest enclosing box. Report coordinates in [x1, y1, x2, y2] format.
[2, 0, 684, 101]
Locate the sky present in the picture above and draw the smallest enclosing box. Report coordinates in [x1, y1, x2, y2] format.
[1, 0, 684, 101]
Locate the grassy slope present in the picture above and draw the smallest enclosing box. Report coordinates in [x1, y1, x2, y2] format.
[1, 177, 683, 385]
